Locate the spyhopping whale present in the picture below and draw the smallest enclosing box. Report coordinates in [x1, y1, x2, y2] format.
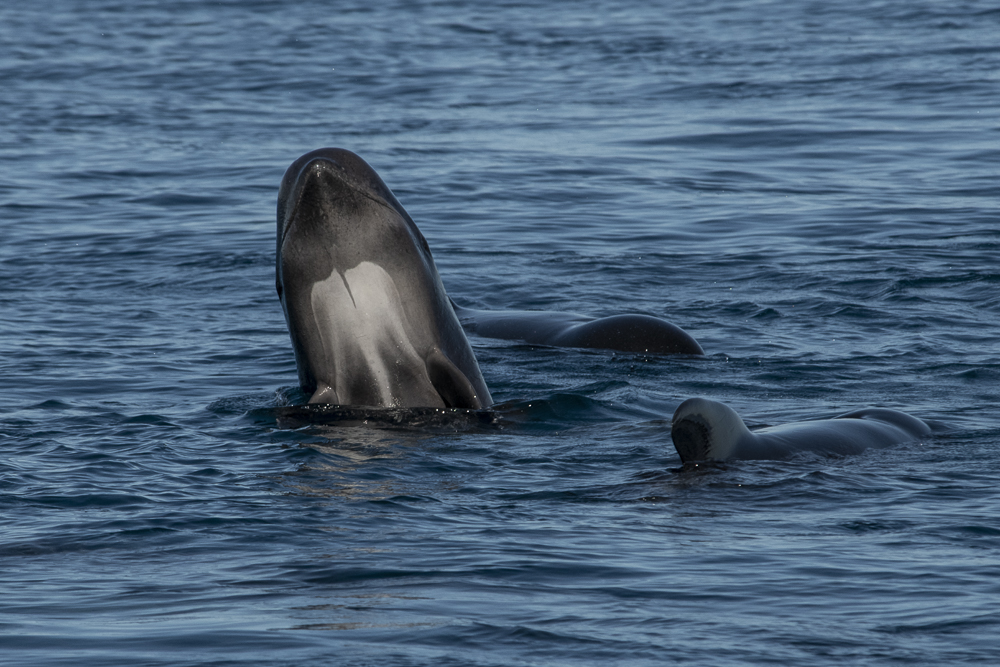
[276, 148, 492, 409]
[453, 302, 703, 355]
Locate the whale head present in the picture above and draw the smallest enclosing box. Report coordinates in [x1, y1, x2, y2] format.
[275, 148, 491, 409]
[671, 398, 753, 462]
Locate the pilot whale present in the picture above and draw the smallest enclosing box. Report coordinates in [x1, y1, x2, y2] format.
[453, 301, 703, 355]
[671, 398, 931, 462]
[276, 147, 492, 409]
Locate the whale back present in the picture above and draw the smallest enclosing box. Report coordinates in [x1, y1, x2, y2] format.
[453, 304, 704, 355]
[553, 314, 704, 355]
[833, 407, 932, 437]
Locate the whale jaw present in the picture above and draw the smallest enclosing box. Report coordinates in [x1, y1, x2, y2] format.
[671, 398, 750, 463]
[671, 412, 714, 463]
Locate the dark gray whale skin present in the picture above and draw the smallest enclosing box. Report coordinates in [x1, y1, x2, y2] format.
[671, 398, 931, 463]
[276, 148, 492, 409]
[453, 302, 704, 355]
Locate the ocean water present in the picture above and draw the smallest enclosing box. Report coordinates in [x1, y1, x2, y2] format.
[2, 1, 999, 664]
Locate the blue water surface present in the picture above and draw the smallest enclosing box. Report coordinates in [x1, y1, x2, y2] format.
[2, 1, 999, 665]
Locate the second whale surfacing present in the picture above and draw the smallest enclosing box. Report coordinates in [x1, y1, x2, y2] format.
[453, 302, 703, 355]
[671, 398, 931, 463]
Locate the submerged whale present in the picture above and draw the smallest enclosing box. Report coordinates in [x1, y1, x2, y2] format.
[453, 302, 703, 355]
[277, 147, 704, 409]
[276, 147, 492, 409]
[671, 398, 931, 462]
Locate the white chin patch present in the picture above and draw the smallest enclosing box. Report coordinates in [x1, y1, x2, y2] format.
[310, 261, 425, 405]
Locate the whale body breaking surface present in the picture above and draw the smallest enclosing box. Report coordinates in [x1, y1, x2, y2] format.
[671, 398, 931, 462]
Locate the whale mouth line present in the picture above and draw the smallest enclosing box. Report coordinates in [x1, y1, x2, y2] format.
[671, 415, 712, 463]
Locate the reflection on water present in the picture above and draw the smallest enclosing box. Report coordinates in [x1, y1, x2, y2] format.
[282, 436, 409, 500]
[277, 418, 462, 501]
